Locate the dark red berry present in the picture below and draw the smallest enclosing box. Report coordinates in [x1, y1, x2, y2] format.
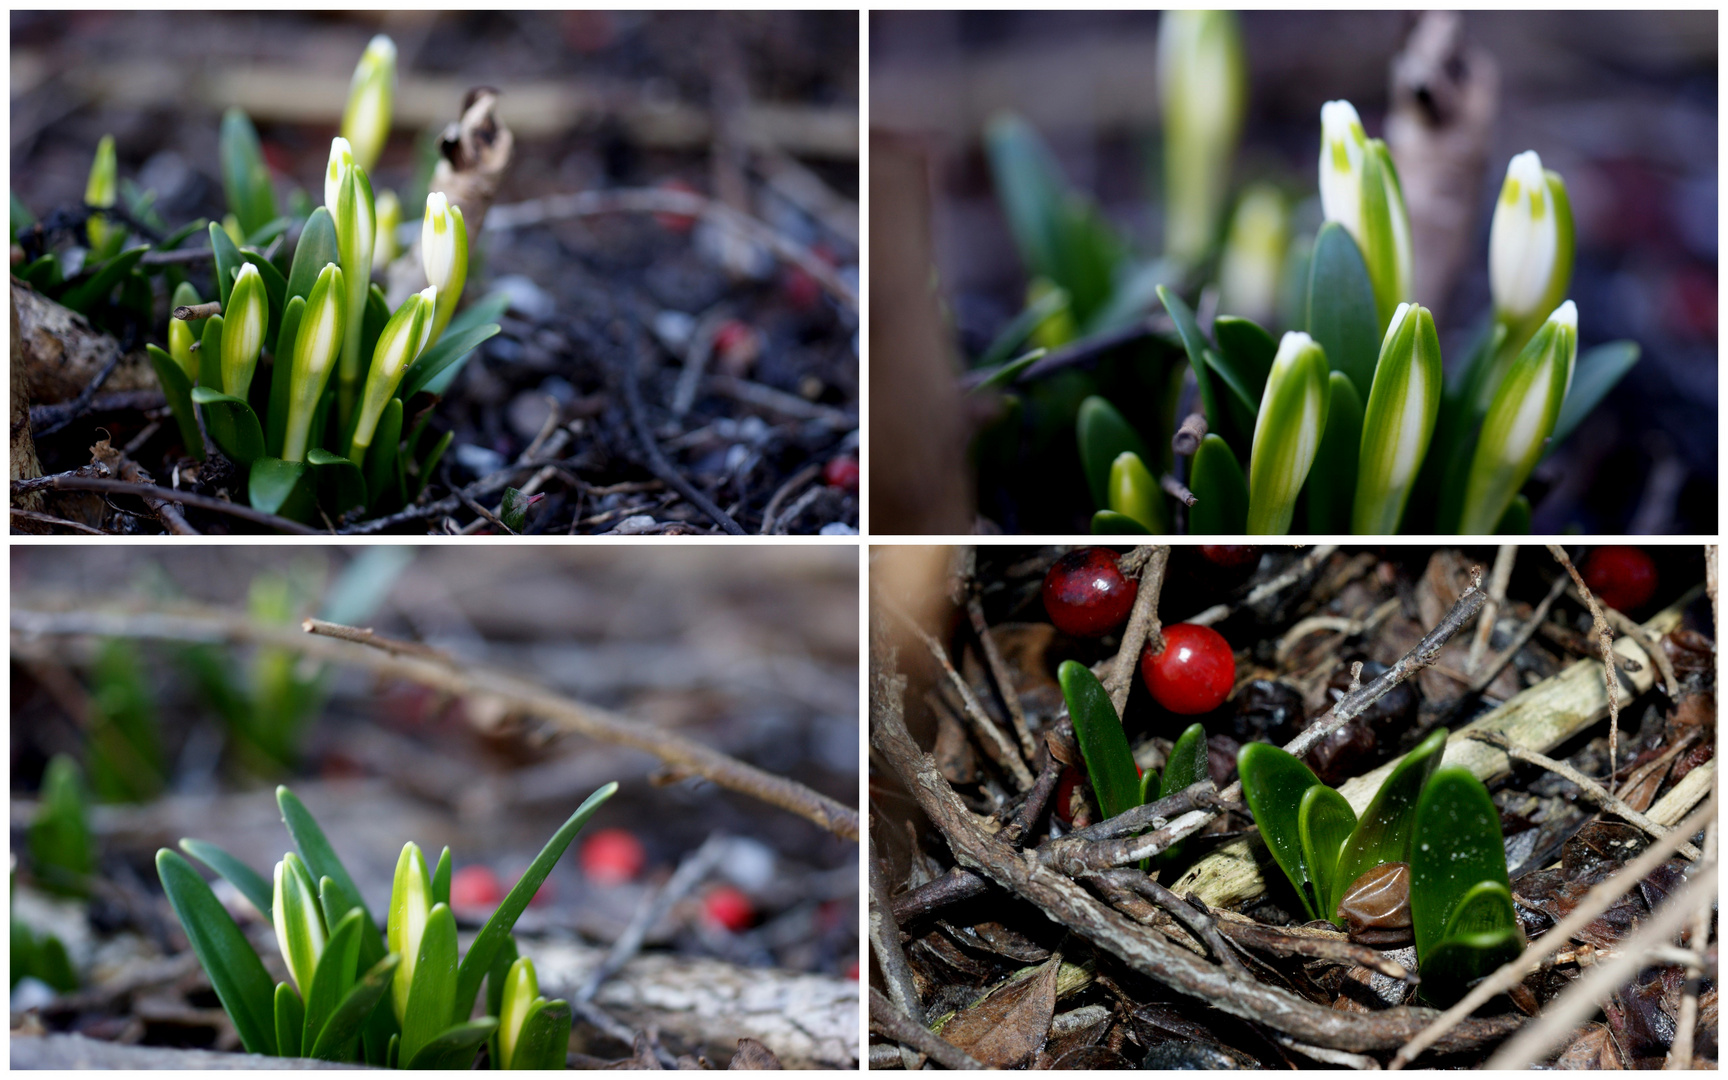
[1201, 545, 1261, 571]
[581, 828, 646, 886]
[1042, 548, 1138, 637]
[702, 885, 755, 932]
[845, 960, 860, 980]
[450, 865, 504, 913]
[1052, 766, 1083, 825]
[1581, 546, 1657, 612]
[823, 456, 859, 492]
[1142, 623, 1236, 715]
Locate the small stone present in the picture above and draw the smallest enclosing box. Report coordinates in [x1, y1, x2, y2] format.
[492, 274, 556, 321]
[819, 522, 857, 536]
[654, 309, 696, 353]
[453, 444, 506, 476]
[610, 515, 658, 535]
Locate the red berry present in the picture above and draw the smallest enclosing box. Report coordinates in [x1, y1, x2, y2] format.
[1142, 623, 1236, 715]
[1052, 766, 1083, 825]
[1042, 548, 1138, 637]
[782, 265, 822, 311]
[1201, 545, 1261, 571]
[702, 885, 755, 932]
[1581, 546, 1658, 612]
[450, 866, 504, 913]
[580, 828, 646, 886]
[712, 320, 761, 376]
[823, 456, 859, 492]
[845, 960, 859, 980]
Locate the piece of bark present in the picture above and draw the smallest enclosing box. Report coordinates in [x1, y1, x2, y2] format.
[727, 1038, 783, 1069]
[11, 284, 47, 530]
[9, 1032, 371, 1069]
[11, 279, 154, 404]
[1385, 11, 1499, 326]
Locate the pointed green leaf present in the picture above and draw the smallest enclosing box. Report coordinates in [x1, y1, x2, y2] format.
[1236, 742, 1329, 921]
[360, 283, 390, 374]
[317, 877, 350, 939]
[970, 347, 1047, 394]
[310, 951, 400, 1062]
[179, 838, 272, 923]
[405, 1017, 500, 1070]
[147, 345, 206, 460]
[209, 221, 244, 312]
[432, 847, 452, 909]
[1495, 495, 1531, 535]
[1304, 372, 1361, 534]
[276, 786, 386, 969]
[1305, 221, 1379, 401]
[303, 908, 364, 1054]
[29, 755, 93, 895]
[307, 448, 367, 517]
[275, 981, 304, 1058]
[484, 936, 520, 1069]
[1160, 723, 1208, 800]
[399, 903, 459, 1063]
[1137, 767, 1159, 807]
[1211, 315, 1275, 403]
[156, 849, 278, 1056]
[221, 108, 277, 238]
[286, 208, 339, 307]
[1410, 767, 1515, 965]
[1546, 340, 1640, 455]
[248, 458, 317, 523]
[1107, 451, 1165, 533]
[1297, 784, 1356, 923]
[1056, 661, 1139, 823]
[362, 398, 403, 508]
[976, 288, 1068, 371]
[410, 429, 452, 500]
[453, 784, 619, 1020]
[1158, 285, 1234, 450]
[269, 296, 305, 457]
[21, 253, 63, 289]
[1187, 434, 1247, 535]
[246, 216, 292, 250]
[1090, 509, 1150, 534]
[59, 244, 150, 313]
[1331, 727, 1448, 922]
[1204, 346, 1261, 444]
[1247, 333, 1330, 535]
[191, 386, 266, 466]
[1077, 395, 1151, 511]
[399, 321, 502, 401]
[509, 999, 572, 1070]
[1420, 879, 1523, 1006]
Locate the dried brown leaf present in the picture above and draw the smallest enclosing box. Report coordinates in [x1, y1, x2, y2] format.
[728, 1038, 781, 1069]
[940, 954, 1062, 1068]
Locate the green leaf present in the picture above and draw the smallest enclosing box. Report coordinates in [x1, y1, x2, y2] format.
[410, 429, 452, 500]
[1204, 347, 1261, 444]
[510, 999, 573, 1070]
[1157, 285, 1233, 451]
[221, 108, 278, 238]
[275, 981, 304, 1058]
[970, 347, 1047, 394]
[1305, 222, 1379, 401]
[1159, 723, 1208, 800]
[362, 398, 403, 508]
[179, 839, 272, 923]
[1419, 924, 1523, 1007]
[1330, 727, 1448, 922]
[1304, 372, 1361, 534]
[59, 244, 149, 313]
[405, 1018, 500, 1070]
[155, 217, 210, 254]
[1107, 451, 1165, 533]
[307, 448, 367, 517]
[1056, 661, 1139, 823]
[303, 908, 364, 1056]
[1296, 785, 1356, 923]
[147, 345, 206, 460]
[453, 784, 619, 1021]
[441, 291, 513, 343]
[1236, 742, 1329, 922]
[191, 386, 266, 466]
[399, 321, 502, 401]
[1353, 304, 1443, 535]
[249, 458, 317, 523]
[1076, 395, 1151, 511]
[1410, 767, 1515, 968]
[286, 208, 339, 307]
[276, 787, 386, 969]
[317, 877, 350, 939]
[20, 253, 63, 290]
[399, 903, 459, 1063]
[209, 221, 244, 312]
[1090, 510, 1150, 534]
[1187, 434, 1248, 535]
[156, 849, 278, 1056]
[199, 313, 224, 390]
[1211, 315, 1276, 403]
[1546, 340, 1640, 456]
[240, 249, 289, 346]
[484, 937, 520, 1068]
[360, 283, 390, 373]
[1495, 495, 1531, 535]
[432, 847, 452, 909]
[29, 755, 94, 894]
[246, 216, 292, 250]
[976, 288, 1068, 370]
[269, 296, 305, 457]
[309, 951, 400, 1062]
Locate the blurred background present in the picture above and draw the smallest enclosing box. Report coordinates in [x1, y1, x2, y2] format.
[870, 10, 1715, 534]
[12, 11, 860, 534]
[11, 545, 857, 1064]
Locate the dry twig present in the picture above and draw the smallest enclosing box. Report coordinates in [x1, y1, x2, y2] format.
[869, 987, 984, 1070]
[1549, 545, 1619, 775]
[1469, 543, 1518, 672]
[1102, 545, 1169, 719]
[965, 593, 1037, 761]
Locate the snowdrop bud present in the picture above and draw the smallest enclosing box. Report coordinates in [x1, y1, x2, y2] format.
[341, 35, 396, 173]
[496, 956, 539, 1070]
[272, 853, 326, 998]
[372, 189, 400, 267]
[1352, 302, 1442, 534]
[1459, 301, 1578, 534]
[282, 262, 346, 463]
[350, 288, 433, 459]
[388, 841, 432, 1025]
[421, 192, 468, 346]
[1248, 332, 1331, 535]
[221, 262, 270, 398]
[1158, 10, 1245, 266]
[1216, 184, 1288, 326]
[1317, 100, 1412, 330]
[85, 135, 118, 251]
[325, 138, 354, 225]
[1488, 151, 1574, 334]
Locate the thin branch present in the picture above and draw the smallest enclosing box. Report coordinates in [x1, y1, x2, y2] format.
[11, 605, 857, 841]
[965, 593, 1037, 761]
[1185, 544, 1339, 628]
[869, 833, 926, 1071]
[10, 508, 110, 534]
[173, 301, 222, 321]
[1087, 870, 1251, 979]
[1590, 595, 1680, 701]
[1549, 545, 1619, 776]
[300, 618, 455, 663]
[1211, 916, 1414, 981]
[1391, 796, 1716, 1069]
[1666, 816, 1716, 1069]
[1469, 543, 1518, 672]
[1172, 412, 1208, 456]
[1160, 473, 1198, 507]
[617, 324, 746, 535]
[889, 867, 991, 928]
[1455, 569, 1568, 705]
[1103, 545, 1169, 719]
[868, 987, 984, 1070]
[575, 833, 728, 1005]
[1463, 731, 1701, 860]
[27, 348, 123, 438]
[11, 475, 319, 534]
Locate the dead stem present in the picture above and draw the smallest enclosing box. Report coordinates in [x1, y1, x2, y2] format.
[965, 592, 1038, 760]
[1103, 545, 1169, 719]
[869, 832, 926, 1071]
[1469, 543, 1518, 672]
[1549, 545, 1619, 777]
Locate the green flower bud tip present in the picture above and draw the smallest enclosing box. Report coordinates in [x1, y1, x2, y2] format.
[1248, 331, 1330, 535]
[325, 138, 355, 225]
[282, 262, 347, 463]
[387, 840, 432, 1025]
[85, 134, 117, 249]
[497, 956, 539, 1070]
[352, 286, 435, 456]
[1157, 10, 1245, 264]
[1318, 100, 1412, 326]
[273, 852, 326, 998]
[341, 34, 396, 173]
[372, 189, 400, 266]
[168, 316, 197, 381]
[421, 192, 468, 344]
[1460, 300, 1577, 534]
[221, 262, 269, 397]
[1352, 302, 1442, 534]
[1489, 150, 1574, 330]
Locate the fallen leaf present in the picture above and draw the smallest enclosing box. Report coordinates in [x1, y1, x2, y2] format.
[939, 953, 1062, 1068]
[728, 1038, 781, 1069]
[1551, 1022, 1623, 1069]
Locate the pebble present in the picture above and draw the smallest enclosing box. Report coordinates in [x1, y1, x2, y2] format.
[491, 274, 557, 321]
[718, 837, 777, 891]
[654, 310, 696, 353]
[453, 444, 506, 476]
[609, 515, 659, 535]
[819, 522, 857, 536]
